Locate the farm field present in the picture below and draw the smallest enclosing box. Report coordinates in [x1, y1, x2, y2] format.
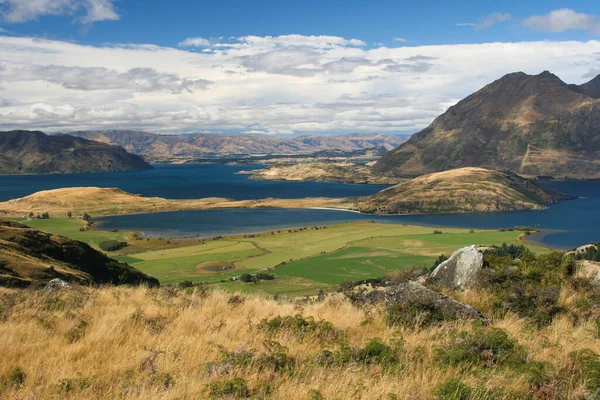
[20, 218, 547, 295]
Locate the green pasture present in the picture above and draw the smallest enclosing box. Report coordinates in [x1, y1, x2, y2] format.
[19, 218, 547, 295]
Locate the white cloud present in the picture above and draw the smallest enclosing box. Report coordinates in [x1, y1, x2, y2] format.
[0, 0, 118, 23]
[179, 37, 211, 47]
[0, 64, 211, 93]
[0, 35, 598, 134]
[522, 9, 600, 34]
[394, 38, 406, 42]
[456, 23, 476, 27]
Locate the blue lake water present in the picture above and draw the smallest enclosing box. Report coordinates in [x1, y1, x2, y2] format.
[0, 164, 388, 201]
[1, 164, 598, 249]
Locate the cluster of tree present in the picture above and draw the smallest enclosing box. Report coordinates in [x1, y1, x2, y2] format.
[27, 212, 50, 219]
[98, 240, 128, 252]
[571, 243, 600, 262]
[239, 272, 275, 283]
[483, 243, 528, 259]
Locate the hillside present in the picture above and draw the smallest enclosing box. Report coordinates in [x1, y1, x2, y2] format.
[1, 244, 599, 399]
[0, 219, 158, 287]
[246, 162, 405, 184]
[0, 187, 355, 216]
[66, 130, 405, 160]
[0, 130, 152, 175]
[375, 71, 600, 179]
[354, 167, 573, 214]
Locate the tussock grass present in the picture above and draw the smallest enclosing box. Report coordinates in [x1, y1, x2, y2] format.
[0, 285, 599, 399]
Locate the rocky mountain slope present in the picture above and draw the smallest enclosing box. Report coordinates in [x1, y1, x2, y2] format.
[66, 130, 404, 160]
[375, 71, 600, 179]
[0, 130, 152, 175]
[354, 167, 573, 214]
[0, 219, 158, 287]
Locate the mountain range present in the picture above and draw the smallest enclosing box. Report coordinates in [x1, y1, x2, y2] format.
[0, 130, 152, 175]
[375, 71, 600, 179]
[64, 130, 405, 160]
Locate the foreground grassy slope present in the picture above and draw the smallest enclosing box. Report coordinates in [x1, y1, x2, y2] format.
[19, 218, 543, 294]
[0, 276, 598, 399]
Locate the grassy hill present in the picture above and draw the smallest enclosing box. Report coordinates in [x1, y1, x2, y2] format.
[0, 130, 152, 175]
[375, 71, 600, 179]
[354, 167, 573, 214]
[1, 244, 599, 399]
[247, 162, 404, 184]
[0, 219, 158, 287]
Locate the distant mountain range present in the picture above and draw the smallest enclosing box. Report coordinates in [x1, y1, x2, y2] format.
[0, 130, 152, 175]
[64, 130, 405, 160]
[375, 71, 600, 179]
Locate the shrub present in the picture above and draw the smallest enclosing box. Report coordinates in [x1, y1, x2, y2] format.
[239, 273, 253, 283]
[207, 377, 250, 398]
[567, 349, 600, 392]
[433, 230, 443, 234]
[259, 314, 339, 342]
[98, 240, 127, 252]
[385, 300, 455, 328]
[0, 367, 25, 389]
[434, 379, 471, 400]
[435, 326, 526, 369]
[317, 338, 400, 370]
[431, 254, 449, 270]
[177, 280, 194, 288]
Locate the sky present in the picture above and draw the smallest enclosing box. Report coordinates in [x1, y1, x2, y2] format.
[0, 1, 599, 135]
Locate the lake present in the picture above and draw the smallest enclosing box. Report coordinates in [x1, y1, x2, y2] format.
[0, 164, 388, 201]
[1, 164, 598, 249]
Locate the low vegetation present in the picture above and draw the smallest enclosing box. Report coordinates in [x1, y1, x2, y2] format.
[1, 247, 600, 400]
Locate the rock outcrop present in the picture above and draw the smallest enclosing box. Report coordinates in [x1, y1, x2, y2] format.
[362, 281, 484, 320]
[429, 245, 483, 290]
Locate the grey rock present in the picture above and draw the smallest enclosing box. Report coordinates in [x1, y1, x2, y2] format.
[430, 245, 483, 290]
[44, 278, 72, 291]
[362, 281, 484, 321]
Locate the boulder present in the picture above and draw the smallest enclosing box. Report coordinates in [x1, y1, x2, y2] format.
[362, 281, 484, 321]
[44, 278, 72, 291]
[429, 245, 483, 290]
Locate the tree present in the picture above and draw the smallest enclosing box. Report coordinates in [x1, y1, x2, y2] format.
[81, 213, 91, 221]
[239, 273, 253, 283]
[67, 211, 72, 218]
[40, 212, 50, 219]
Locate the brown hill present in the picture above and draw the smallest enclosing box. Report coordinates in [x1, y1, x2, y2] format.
[354, 167, 573, 214]
[66, 130, 405, 160]
[375, 71, 600, 179]
[0, 219, 158, 288]
[0, 130, 152, 175]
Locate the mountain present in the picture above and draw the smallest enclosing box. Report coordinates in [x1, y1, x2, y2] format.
[354, 167, 573, 214]
[0, 219, 159, 288]
[375, 71, 600, 179]
[0, 130, 152, 175]
[65, 130, 405, 160]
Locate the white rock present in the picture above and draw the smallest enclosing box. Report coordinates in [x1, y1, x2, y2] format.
[430, 245, 483, 290]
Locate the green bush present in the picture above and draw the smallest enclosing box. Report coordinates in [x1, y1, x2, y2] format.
[255, 272, 275, 280]
[434, 379, 471, 400]
[207, 377, 250, 398]
[0, 367, 25, 389]
[98, 240, 127, 252]
[385, 300, 455, 328]
[435, 326, 526, 369]
[239, 273, 253, 283]
[259, 314, 339, 341]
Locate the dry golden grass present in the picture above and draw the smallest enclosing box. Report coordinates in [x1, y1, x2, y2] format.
[1, 285, 598, 399]
[0, 187, 354, 217]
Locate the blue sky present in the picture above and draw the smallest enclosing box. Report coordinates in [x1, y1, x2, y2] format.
[5, 0, 600, 47]
[0, 1, 600, 134]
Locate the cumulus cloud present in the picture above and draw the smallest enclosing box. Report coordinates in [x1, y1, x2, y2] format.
[0, 0, 119, 23]
[0, 34, 599, 134]
[1, 65, 211, 93]
[522, 9, 600, 34]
